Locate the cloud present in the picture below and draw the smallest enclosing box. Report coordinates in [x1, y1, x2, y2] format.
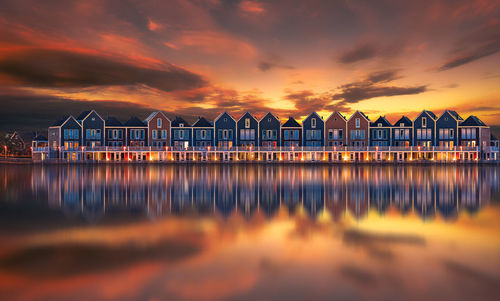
[257, 61, 294, 72]
[283, 90, 335, 117]
[0, 90, 157, 132]
[438, 19, 500, 71]
[0, 48, 206, 92]
[338, 42, 378, 64]
[239, 1, 266, 15]
[175, 31, 257, 58]
[331, 70, 428, 109]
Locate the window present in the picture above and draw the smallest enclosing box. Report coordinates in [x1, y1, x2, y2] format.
[157, 118, 162, 128]
[179, 130, 184, 139]
[245, 118, 250, 128]
[355, 118, 360, 128]
[152, 130, 157, 139]
[268, 118, 271, 122]
[471, 129, 476, 139]
[223, 130, 228, 139]
[427, 129, 431, 139]
[224, 118, 227, 122]
[338, 129, 343, 139]
[450, 129, 454, 139]
[439, 128, 444, 139]
[422, 117, 427, 128]
[284, 130, 289, 140]
[378, 123, 382, 127]
[312, 118, 316, 128]
[162, 130, 167, 139]
[328, 129, 333, 139]
[400, 123, 404, 127]
[417, 129, 421, 139]
[395, 130, 400, 139]
[64, 129, 69, 139]
[201, 130, 206, 139]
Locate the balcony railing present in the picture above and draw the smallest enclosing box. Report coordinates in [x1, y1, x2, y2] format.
[33, 145, 482, 153]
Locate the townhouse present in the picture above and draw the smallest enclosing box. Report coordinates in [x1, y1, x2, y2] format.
[40, 109, 496, 161]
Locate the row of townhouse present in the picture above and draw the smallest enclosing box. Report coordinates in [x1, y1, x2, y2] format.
[47, 109, 497, 153]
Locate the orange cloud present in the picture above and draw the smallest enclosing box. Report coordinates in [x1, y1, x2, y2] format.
[239, 1, 266, 15]
[175, 31, 257, 58]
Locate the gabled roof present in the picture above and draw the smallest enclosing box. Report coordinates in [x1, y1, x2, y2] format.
[124, 116, 146, 127]
[393, 116, 412, 127]
[237, 111, 258, 122]
[326, 111, 347, 122]
[105, 117, 123, 127]
[52, 115, 70, 126]
[282, 117, 301, 128]
[460, 115, 486, 127]
[439, 109, 463, 121]
[171, 116, 190, 127]
[259, 111, 280, 123]
[417, 110, 437, 120]
[214, 111, 236, 123]
[192, 117, 213, 127]
[447, 110, 463, 121]
[371, 116, 392, 127]
[144, 111, 170, 123]
[76, 110, 91, 121]
[348, 110, 370, 122]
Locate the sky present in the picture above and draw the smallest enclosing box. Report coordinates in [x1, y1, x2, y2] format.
[0, 0, 499, 133]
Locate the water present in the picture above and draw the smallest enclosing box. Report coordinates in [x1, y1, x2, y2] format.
[0, 164, 499, 301]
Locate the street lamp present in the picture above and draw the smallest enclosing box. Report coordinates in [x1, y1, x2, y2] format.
[4, 145, 7, 157]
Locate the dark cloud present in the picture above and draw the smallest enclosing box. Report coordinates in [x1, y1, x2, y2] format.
[257, 61, 294, 72]
[331, 70, 427, 109]
[333, 84, 427, 103]
[366, 69, 401, 83]
[439, 20, 500, 71]
[338, 42, 378, 64]
[0, 48, 206, 92]
[0, 91, 156, 132]
[283, 90, 335, 118]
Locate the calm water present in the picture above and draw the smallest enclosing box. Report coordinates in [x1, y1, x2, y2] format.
[0, 164, 499, 301]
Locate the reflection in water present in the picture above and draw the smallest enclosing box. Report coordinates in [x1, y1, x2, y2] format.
[0, 164, 499, 301]
[17, 164, 499, 222]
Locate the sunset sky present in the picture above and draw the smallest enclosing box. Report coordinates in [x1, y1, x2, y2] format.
[0, 0, 499, 132]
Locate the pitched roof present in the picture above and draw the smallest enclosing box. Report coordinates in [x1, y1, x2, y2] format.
[393, 116, 412, 127]
[124, 116, 146, 127]
[237, 111, 258, 122]
[52, 115, 70, 126]
[144, 111, 169, 122]
[348, 110, 370, 122]
[447, 110, 463, 121]
[192, 117, 212, 127]
[282, 117, 301, 127]
[105, 116, 123, 127]
[422, 110, 437, 120]
[371, 116, 392, 127]
[460, 115, 486, 127]
[260, 111, 280, 122]
[171, 116, 190, 127]
[76, 110, 91, 121]
[326, 111, 347, 122]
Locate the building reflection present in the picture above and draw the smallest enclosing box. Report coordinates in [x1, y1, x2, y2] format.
[37, 165, 499, 222]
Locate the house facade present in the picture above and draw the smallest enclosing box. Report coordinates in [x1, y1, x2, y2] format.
[214, 112, 236, 149]
[237, 112, 258, 148]
[281, 117, 302, 147]
[192, 117, 214, 148]
[78, 110, 105, 148]
[413, 110, 437, 148]
[347, 111, 370, 147]
[392, 116, 412, 147]
[325, 111, 347, 147]
[370, 116, 392, 147]
[125, 117, 147, 147]
[105, 117, 125, 147]
[259, 112, 281, 149]
[48, 115, 82, 151]
[302, 112, 324, 147]
[458, 116, 489, 150]
[145, 111, 170, 147]
[436, 110, 463, 148]
[171, 116, 192, 149]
